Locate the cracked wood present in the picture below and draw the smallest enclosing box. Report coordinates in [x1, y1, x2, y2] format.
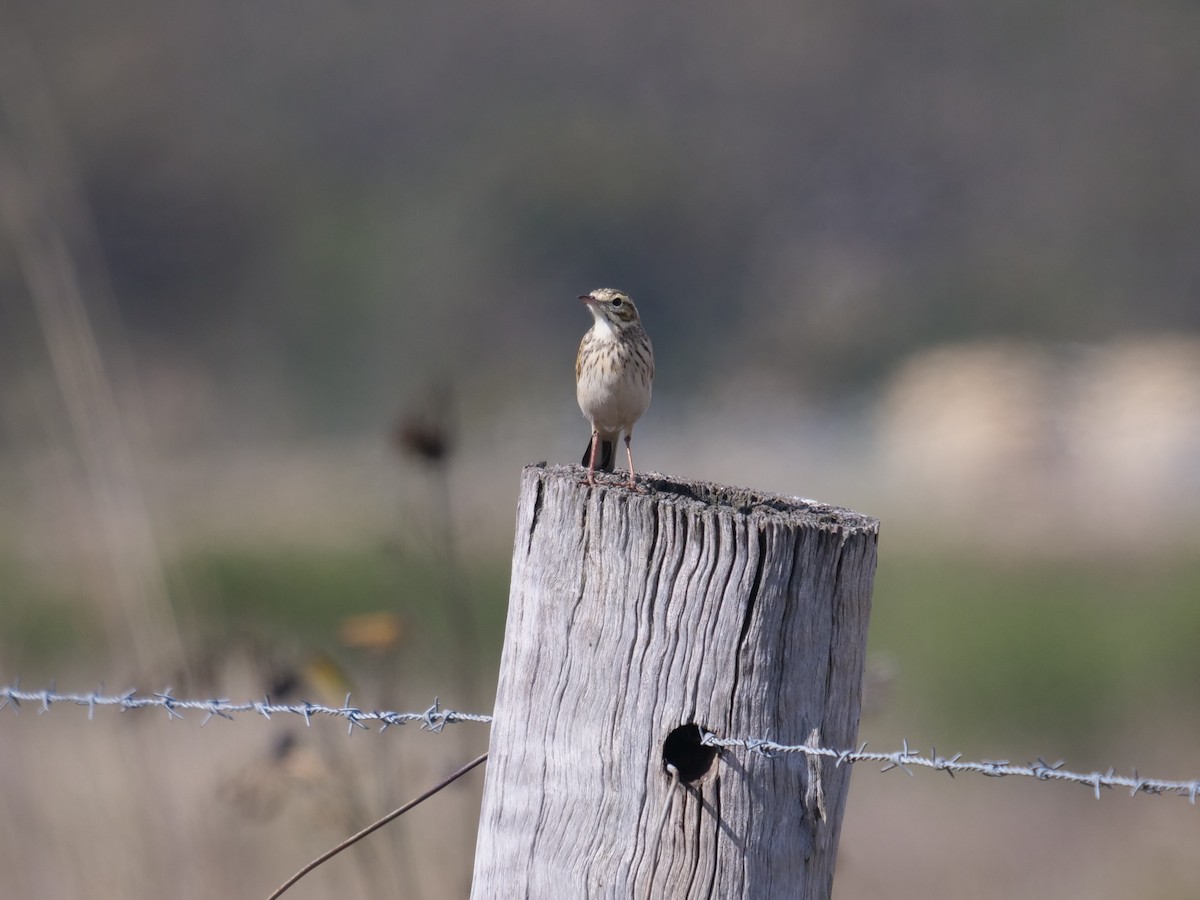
[471, 464, 878, 900]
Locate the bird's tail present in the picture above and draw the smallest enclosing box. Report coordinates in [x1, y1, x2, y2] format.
[582, 434, 617, 473]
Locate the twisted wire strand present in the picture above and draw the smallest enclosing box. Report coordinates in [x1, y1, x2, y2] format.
[701, 733, 1200, 803]
[0, 684, 491, 733]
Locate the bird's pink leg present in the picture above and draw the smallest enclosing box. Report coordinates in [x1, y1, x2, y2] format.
[584, 431, 600, 486]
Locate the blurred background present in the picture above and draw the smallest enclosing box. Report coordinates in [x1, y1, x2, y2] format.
[1, 2, 1198, 897]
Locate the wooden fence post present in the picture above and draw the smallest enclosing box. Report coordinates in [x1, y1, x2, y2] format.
[470, 464, 879, 899]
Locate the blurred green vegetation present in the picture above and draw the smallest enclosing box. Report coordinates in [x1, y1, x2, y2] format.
[867, 551, 1200, 752]
[0, 553, 98, 674]
[171, 544, 511, 684]
[0, 543, 510, 695]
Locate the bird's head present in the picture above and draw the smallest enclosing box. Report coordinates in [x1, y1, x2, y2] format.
[579, 288, 641, 332]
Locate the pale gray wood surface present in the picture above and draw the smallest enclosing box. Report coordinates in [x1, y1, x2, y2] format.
[471, 464, 879, 899]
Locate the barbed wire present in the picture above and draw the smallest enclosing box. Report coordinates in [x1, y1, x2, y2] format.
[0, 683, 492, 734]
[3, 683, 1196, 803]
[701, 733, 1200, 803]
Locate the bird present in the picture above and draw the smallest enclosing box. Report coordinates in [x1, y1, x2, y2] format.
[575, 287, 655, 488]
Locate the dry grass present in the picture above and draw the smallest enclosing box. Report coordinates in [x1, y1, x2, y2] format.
[0, 678, 490, 900]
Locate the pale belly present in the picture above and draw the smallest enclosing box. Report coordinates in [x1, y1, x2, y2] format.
[577, 366, 652, 435]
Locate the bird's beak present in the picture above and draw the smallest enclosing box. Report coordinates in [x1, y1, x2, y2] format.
[578, 294, 596, 305]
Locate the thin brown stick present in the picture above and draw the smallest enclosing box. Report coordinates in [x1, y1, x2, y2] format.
[267, 752, 488, 900]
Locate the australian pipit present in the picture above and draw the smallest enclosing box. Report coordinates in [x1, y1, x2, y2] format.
[575, 287, 655, 488]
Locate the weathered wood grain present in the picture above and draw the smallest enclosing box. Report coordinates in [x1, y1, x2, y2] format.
[471, 464, 879, 899]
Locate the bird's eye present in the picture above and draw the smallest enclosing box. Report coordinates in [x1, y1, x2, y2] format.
[612, 298, 624, 308]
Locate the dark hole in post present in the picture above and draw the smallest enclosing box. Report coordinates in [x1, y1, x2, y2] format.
[662, 723, 718, 783]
